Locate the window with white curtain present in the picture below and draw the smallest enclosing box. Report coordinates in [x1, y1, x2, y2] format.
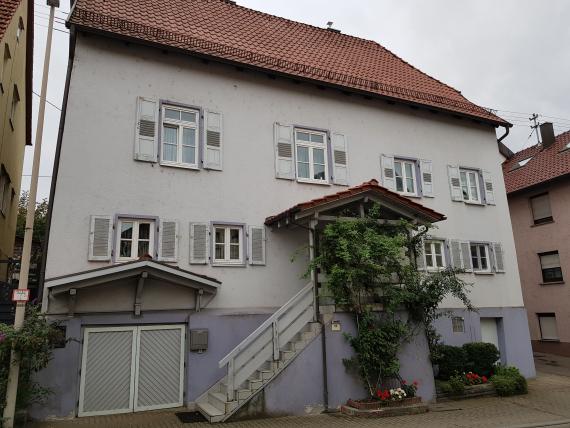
[460, 168, 481, 203]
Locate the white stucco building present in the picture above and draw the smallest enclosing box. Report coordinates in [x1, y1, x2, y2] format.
[35, 0, 534, 422]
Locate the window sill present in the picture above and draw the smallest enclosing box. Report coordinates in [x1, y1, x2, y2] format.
[212, 262, 246, 268]
[397, 192, 420, 199]
[160, 161, 200, 170]
[539, 339, 560, 343]
[474, 271, 494, 275]
[540, 281, 565, 286]
[296, 178, 330, 186]
[464, 201, 485, 206]
[531, 219, 554, 227]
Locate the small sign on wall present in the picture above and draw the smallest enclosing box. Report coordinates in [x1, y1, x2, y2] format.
[331, 320, 341, 332]
[12, 289, 30, 303]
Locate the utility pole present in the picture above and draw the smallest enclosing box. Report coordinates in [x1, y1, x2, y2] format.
[2, 0, 59, 426]
[529, 113, 541, 146]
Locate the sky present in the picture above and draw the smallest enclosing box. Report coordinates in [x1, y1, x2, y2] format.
[25, 0, 570, 201]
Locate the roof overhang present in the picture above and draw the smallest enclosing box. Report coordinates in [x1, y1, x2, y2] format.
[265, 179, 446, 228]
[44, 260, 221, 296]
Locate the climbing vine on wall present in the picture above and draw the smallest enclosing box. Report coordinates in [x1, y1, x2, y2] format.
[309, 204, 473, 397]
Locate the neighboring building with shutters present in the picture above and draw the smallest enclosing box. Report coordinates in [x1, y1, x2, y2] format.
[503, 124, 570, 356]
[35, 0, 534, 421]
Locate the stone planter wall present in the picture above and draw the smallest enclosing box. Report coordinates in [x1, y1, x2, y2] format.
[341, 397, 427, 418]
[437, 383, 496, 402]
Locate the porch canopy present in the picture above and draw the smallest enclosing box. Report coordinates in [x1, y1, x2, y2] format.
[43, 259, 221, 316]
[265, 179, 446, 229]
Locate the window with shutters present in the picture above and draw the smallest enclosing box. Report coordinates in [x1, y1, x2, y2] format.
[213, 225, 244, 265]
[459, 168, 481, 203]
[424, 240, 445, 270]
[294, 129, 328, 184]
[116, 219, 155, 261]
[9, 85, 19, 130]
[16, 18, 24, 43]
[539, 251, 563, 283]
[160, 105, 199, 169]
[394, 159, 417, 196]
[530, 193, 553, 225]
[452, 317, 465, 333]
[470, 243, 490, 273]
[538, 313, 559, 340]
[0, 44, 11, 94]
[0, 166, 11, 217]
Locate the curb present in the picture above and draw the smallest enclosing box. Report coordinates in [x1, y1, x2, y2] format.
[507, 420, 570, 428]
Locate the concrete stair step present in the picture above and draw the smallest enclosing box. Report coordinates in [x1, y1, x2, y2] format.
[237, 388, 252, 401]
[259, 369, 274, 381]
[209, 391, 237, 413]
[280, 350, 295, 361]
[197, 401, 225, 423]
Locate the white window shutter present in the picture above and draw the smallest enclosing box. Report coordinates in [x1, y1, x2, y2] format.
[449, 240, 462, 269]
[331, 133, 349, 186]
[420, 160, 434, 197]
[88, 215, 112, 261]
[380, 154, 395, 191]
[416, 239, 426, 271]
[460, 241, 473, 272]
[447, 165, 463, 201]
[158, 220, 178, 262]
[274, 123, 295, 180]
[134, 97, 158, 162]
[204, 110, 223, 170]
[493, 242, 505, 273]
[482, 170, 496, 205]
[248, 226, 266, 265]
[190, 223, 209, 264]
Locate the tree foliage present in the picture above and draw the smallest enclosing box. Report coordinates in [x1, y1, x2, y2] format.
[310, 204, 473, 397]
[16, 191, 49, 243]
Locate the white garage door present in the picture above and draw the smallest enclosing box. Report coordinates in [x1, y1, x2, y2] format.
[480, 318, 499, 350]
[79, 325, 185, 417]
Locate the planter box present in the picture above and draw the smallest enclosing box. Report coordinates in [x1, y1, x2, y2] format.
[341, 397, 427, 418]
[437, 383, 496, 402]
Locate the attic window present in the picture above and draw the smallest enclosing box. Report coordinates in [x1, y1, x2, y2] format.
[512, 157, 532, 170]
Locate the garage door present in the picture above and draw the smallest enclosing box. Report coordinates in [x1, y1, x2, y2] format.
[78, 325, 185, 417]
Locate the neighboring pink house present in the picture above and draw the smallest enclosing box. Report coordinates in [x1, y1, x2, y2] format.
[504, 124, 570, 356]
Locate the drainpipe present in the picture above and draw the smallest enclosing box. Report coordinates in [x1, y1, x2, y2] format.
[308, 219, 329, 413]
[497, 125, 510, 144]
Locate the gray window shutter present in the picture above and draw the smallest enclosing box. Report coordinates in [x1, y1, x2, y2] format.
[492, 242, 505, 273]
[134, 97, 158, 162]
[189, 223, 209, 264]
[274, 123, 295, 180]
[449, 240, 462, 269]
[158, 220, 178, 262]
[331, 132, 349, 186]
[88, 215, 112, 261]
[482, 170, 496, 205]
[248, 226, 266, 265]
[461, 241, 473, 272]
[380, 154, 395, 191]
[447, 165, 463, 201]
[204, 110, 223, 170]
[420, 159, 434, 197]
[416, 239, 426, 271]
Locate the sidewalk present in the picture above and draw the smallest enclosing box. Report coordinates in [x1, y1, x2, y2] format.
[28, 367, 570, 428]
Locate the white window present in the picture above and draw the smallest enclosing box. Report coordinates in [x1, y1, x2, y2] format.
[213, 225, 244, 265]
[161, 105, 199, 168]
[117, 219, 155, 261]
[394, 159, 417, 195]
[459, 169, 481, 203]
[295, 129, 328, 184]
[538, 314, 559, 340]
[452, 317, 465, 333]
[424, 241, 445, 269]
[470, 243, 490, 272]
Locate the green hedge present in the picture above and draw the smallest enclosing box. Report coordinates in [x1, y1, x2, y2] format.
[433, 344, 467, 380]
[491, 366, 527, 396]
[463, 342, 500, 377]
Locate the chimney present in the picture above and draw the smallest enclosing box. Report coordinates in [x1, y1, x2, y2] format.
[540, 122, 556, 149]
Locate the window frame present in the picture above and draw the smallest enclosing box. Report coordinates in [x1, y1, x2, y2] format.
[115, 218, 156, 262]
[538, 313, 559, 341]
[394, 158, 418, 196]
[212, 224, 245, 266]
[294, 128, 329, 185]
[539, 251, 564, 283]
[459, 168, 481, 204]
[9, 84, 19, 130]
[470, 243, 491, 273]
[452, 317, 465, 333]
[160, 103, 200, 170]
[0, 166, 11, 217]
[424, 240, 446, 270]
[530, 193, 553, 225]
[16, 18, 24, 43]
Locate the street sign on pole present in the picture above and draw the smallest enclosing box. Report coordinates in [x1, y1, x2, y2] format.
[11, 289, 30, 303]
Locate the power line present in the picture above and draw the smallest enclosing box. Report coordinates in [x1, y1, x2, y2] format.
[32, 90, 61, 111]
[34, 22, 69, 34]
[34, 2, 69, 15]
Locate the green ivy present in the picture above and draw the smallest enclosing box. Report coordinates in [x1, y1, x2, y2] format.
[308, 204, 473, 397]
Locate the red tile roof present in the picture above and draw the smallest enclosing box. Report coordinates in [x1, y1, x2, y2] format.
[502, 130, 570, 194]
[0, 0, 22, 41]
[265, 179, 446, 226]
[68, 0, 508, 127]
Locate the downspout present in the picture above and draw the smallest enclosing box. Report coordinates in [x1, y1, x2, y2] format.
[38, 26, 77, 302]
[497, 125, 510, 144]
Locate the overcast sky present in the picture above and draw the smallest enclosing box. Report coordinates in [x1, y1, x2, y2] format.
[26, 0, 570, 201]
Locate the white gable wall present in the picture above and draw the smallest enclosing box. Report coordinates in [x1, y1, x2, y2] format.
[46, 34, 522, 309]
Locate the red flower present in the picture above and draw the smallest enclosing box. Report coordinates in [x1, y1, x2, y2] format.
[402, 380, 407, 385]
[482, 376, 488, 383]
[413, 381, 418, 386]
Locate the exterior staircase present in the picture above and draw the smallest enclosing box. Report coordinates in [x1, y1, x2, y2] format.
[196, 283, 320, 423]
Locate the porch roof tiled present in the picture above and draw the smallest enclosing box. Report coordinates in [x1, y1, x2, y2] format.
[264, 179, 446, 226]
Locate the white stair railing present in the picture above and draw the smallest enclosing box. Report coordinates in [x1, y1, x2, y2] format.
[218, 282, 315, 400]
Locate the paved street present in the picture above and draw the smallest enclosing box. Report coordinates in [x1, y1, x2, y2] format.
[28, 356, 570, 428]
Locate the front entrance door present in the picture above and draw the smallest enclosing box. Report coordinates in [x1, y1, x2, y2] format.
[78, 325, 185, 417]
